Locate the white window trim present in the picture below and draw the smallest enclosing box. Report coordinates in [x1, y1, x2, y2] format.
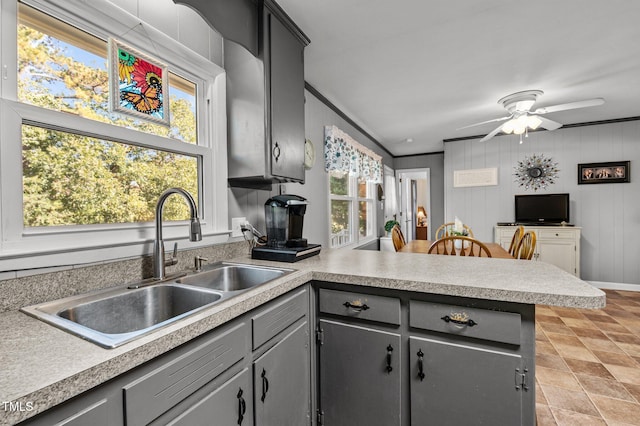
[328, 174, 377, 249]
[0, 0, 229, 271]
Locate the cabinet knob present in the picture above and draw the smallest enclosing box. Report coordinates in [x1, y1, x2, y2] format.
[273, 142, 281, 162]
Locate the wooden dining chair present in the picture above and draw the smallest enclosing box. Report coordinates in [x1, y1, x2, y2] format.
[507, 226, 525, 257]
[391, 225, 406, 251]
[435, 222, 475, 239]
[514, 231, 537, 260]
[427, 236, 492, 257]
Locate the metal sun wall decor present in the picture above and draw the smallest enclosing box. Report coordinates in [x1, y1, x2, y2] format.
[109, 38, 169, 126]
[514, 154, 559, 191]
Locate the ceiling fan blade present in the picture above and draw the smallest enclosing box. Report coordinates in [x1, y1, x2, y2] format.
[537, 116, 563, 131]
[478, 123, 505, 142]
[534, 98, 604, 114]
[457, 115, 511, 130]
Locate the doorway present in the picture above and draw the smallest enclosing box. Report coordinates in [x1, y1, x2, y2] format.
[396, 168, 431, 242]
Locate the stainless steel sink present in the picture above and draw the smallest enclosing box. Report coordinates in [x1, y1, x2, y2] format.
[177, 262, 293, 292]
[22, 284, 225, 348]
[22, 262, 294, 348]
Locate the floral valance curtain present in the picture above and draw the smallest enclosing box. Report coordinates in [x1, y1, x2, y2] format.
[324, 125, 383, 183]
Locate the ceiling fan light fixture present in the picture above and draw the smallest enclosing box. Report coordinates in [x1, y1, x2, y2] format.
[502, 120, 515, 134]
[527, 115, 542, 130]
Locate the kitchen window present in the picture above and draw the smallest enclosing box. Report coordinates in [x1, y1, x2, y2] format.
[0, 0, 228, 270]
[325, 125, 381, 249]
[329, 172, 376, 248]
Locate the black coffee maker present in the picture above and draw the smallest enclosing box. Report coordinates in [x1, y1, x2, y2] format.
[252, 194, 321, 262]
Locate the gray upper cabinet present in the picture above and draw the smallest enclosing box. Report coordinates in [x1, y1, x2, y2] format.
[225, 0, 310, 189]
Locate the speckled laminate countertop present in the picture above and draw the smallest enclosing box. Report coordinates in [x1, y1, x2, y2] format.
[0, 249, 605, 425]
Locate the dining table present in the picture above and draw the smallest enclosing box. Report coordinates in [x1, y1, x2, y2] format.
[398, 240, 514, 259]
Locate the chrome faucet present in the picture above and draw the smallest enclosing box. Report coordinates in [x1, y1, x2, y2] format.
[153, 188, 202, 280]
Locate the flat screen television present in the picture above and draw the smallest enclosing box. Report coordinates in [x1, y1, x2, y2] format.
[514, 193, 570, 224]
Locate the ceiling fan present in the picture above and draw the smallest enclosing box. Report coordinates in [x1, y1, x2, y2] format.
[459, 90, 604, 143]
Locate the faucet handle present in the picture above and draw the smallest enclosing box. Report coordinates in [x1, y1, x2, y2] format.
[194, 256, 209, 272]
[165, 242, 179, 267]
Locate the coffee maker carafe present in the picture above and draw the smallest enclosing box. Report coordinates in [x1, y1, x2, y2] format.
[264, 194, 308, 248]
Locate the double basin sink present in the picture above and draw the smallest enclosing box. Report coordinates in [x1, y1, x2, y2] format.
[21, 262, 293, 348]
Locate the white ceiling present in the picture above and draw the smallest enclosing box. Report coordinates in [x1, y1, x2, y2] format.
[277, 0, 640, 156]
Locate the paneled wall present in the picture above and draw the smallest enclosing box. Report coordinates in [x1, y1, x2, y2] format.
[444, 121, 640, 285]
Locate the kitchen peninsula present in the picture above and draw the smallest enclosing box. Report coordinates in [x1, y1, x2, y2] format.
[0, 246, 604, 425]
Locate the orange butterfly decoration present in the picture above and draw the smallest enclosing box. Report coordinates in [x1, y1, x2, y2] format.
[120, 86, 162, 115]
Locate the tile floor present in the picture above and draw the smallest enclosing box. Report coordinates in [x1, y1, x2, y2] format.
[536, 289, 640, 425]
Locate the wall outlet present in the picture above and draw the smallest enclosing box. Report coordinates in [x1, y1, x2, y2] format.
[231, 217, 247, 237]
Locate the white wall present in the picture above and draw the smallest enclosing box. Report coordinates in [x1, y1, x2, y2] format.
[444, 120, 640, 285]
[107, 0, 224, 66]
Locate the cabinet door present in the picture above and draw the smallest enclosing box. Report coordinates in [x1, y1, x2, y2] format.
[168, 369, 253, 426]
[268, 12, 305, 182]
[319, 320, 401, 426]
[409, 337, 523, 426]
[254, 321, 310, 426]
[537, 240, 576, 275]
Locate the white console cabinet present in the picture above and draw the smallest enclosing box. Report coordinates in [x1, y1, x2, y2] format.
[495, 225, 581, 277]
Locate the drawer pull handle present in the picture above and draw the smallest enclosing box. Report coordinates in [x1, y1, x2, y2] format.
[386, 344, 394, 373]
[441, 315, 477, 327]
[343, 301, 370, 311]
[417, 349, 425, 381]
[237, 388, 246, 424]
[261, 368, 269, 402]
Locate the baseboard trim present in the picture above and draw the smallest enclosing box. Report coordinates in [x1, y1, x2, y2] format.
[588, 281, 640, 292]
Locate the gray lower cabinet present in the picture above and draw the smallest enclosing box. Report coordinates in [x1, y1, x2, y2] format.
[20, 286, 312, 426]
[254, 320, 311, 426]
[409, 337, 523, 426]
[167, 368, 253, 426]
[318, 319, 401, 426]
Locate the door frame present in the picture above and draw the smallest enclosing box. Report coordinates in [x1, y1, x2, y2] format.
[396, 168, 431, 241]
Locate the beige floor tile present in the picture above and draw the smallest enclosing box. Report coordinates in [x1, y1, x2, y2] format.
[561, 318, 598, 330]
[553, 344, 599, 363]
[540, 322, 578, 336]
[546, 333, 585, 347]
[538, 340, 560, 355]
[617, 342, 640, 356]
[607, 332, 640, 345]
[541, 385, 600, 417]
[538, 314, 567, 325]
[570, 327, 608, 340]
[579, 336, 625, 353]
[537, 353, 570, 371]
[536, 403, 558, 426]
[593, 350, 639, 367]
[536, 366, 582, 390]
[595, 321, 632, 334]
[564, 358, 615, 380]
[624, 383, 640, 403]
[590, 395, 640, 425]
[550, 408, 607, 426]
[605, 364, 640, 385]
[575, 374, 635, 401]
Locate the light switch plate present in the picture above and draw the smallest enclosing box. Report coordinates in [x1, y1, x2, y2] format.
[231, 217, 246, 237]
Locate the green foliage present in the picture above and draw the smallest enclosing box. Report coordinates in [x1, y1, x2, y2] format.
[18, 21, 199, 227]
[384, 220, 399, 232]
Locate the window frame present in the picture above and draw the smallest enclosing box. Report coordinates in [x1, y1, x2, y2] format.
[328, 171, 377, 249]
[0, 0, 229, 271]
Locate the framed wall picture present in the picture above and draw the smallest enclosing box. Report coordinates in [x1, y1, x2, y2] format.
[578, 161, 630, 184]
[109, 38, 170, 126]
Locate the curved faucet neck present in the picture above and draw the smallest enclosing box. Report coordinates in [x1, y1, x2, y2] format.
[155, 188, 199, 242]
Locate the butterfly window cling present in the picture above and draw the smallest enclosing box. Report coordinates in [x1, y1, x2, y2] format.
[109, 38, 170, 126]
